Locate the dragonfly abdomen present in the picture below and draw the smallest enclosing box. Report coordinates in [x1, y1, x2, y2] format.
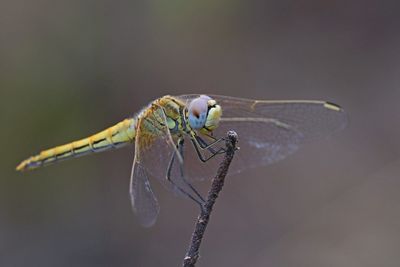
[16, 118, 136, 171]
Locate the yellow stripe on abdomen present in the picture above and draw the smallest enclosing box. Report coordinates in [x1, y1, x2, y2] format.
[16, 118, 136, 171]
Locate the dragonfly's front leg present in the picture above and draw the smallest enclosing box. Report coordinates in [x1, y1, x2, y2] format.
[190, 134, 227, 163]
[196, 135, 227, 154]
[192, 132, 226, 151]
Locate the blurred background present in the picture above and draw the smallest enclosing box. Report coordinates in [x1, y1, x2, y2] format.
[1, 0, 400, 266]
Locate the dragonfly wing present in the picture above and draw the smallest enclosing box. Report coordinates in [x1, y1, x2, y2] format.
[177, 95, 347, 180]
[210, 95, 347, 140]
[129, 114, 170, 227]
[130, 156, 159, 227]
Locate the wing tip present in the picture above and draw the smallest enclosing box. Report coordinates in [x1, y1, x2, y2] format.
[324, 101, 343, 112]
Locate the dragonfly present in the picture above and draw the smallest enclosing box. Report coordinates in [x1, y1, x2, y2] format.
[16, 94, 347, 227]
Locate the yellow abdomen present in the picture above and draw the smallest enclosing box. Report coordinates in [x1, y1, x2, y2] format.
[16, 118, 136, 171]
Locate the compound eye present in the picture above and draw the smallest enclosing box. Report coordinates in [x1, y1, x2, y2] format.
[188, 96, 210, 129]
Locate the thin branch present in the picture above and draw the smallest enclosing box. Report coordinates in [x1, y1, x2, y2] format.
[182, 130, 238, 267]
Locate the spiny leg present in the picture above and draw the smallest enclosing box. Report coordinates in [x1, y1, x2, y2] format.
[177, 139, 205, 203]
[193, 133, 226, 151]
[165, 141, 204, 207]
[191, 135, 227, 163]
[195, 135, 226, 154]
[166, 151, 202, 206]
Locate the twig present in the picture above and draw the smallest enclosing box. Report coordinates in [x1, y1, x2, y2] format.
[182, 130, 238, 267]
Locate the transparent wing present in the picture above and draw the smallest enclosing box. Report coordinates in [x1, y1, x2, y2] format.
[177, 94, 347, 180]
[130, 156, 159, 227]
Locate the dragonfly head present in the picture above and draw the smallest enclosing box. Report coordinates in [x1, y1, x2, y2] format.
[188, 95, 222, 132]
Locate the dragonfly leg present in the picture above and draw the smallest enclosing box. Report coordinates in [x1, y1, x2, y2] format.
[195, 135, 227, 154]
[191, 136, 227, 163]
[165, 140, 205, 207]
[192, 133, 225, 151]
[177, 139, 205, 203]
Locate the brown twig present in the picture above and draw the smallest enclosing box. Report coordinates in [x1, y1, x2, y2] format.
[182, 131, 238, 267]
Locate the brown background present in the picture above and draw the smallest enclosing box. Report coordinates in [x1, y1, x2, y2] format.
[1, 0, 400, 266]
